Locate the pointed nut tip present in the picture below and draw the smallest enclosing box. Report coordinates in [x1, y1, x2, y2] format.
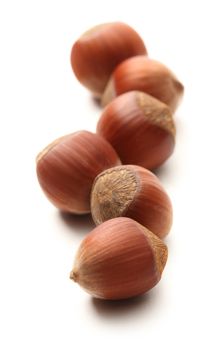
[69, 270, 78, 282]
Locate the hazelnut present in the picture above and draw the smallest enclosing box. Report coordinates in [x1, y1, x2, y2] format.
[71, 22, 147, 97]
[91, 165, 172, 238]
[101, 56, 184, 112]
[36, 131, 121, 214]
[70, 217, 168, 300]
[97, 91, 175, 170]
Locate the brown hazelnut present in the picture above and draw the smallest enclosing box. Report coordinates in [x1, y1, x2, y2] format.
[36, 131, 121, 214]
[91, 165, 172, 238]
[70, 217, 168, 300]
[97, 91, 175, 170]
[71, 22, 147, 97]
[101, 56, 184, 112]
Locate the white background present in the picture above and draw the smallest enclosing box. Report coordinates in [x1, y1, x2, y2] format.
[0, 0, 220, 349]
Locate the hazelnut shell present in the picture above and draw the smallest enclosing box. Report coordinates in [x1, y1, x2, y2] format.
[36, 131, 121, 214]
[71, 22, 147, 96]
[91, 165, 173, 238]
[97, 91, 175, 170]
[70, 217, 168, 300]
[101, 56, 184, 112]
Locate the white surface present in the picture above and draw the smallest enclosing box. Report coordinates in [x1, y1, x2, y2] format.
[0, 0, 220, 349]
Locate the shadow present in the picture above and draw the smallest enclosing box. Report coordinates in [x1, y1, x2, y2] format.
[163, 231, 173, 246]
[174, 113, 186, 129]
[91, 289, 159, 319]
[59, 211, 95, 236]
[153, 162, 173, 181]
[91, 95, 101, 108]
